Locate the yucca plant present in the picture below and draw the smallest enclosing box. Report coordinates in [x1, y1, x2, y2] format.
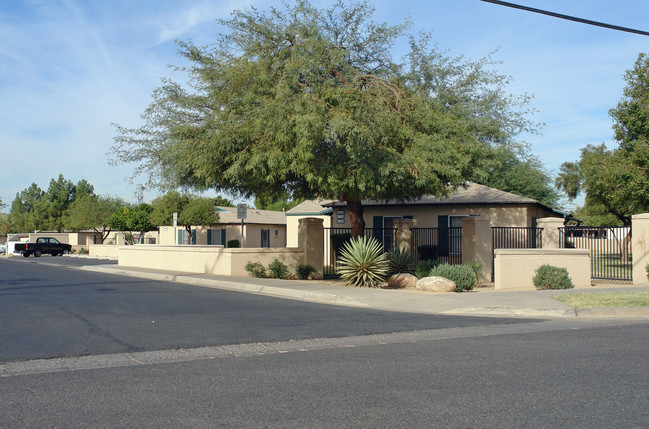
[337, 236, 389, 288]
[387, 246, 415, 275]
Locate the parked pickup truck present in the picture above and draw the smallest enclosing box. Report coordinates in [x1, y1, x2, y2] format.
[14, 237, 72, 257]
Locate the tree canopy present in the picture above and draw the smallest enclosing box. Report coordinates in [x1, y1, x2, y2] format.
[108, 204, 156, 244]
[7, 175, 95, 233]
[64, 195, 125, 243]
[111, 0, 538, 236]
[150, 191, 220, 237]
[556, 53, 649, 226]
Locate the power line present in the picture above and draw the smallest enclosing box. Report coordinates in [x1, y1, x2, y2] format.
[480, 0, 649, 37]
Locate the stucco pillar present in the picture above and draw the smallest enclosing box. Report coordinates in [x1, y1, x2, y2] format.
[537, 217, 564, 249]
[298, 217, 324, 280]
[632, 214, 649, 285]
[116, 233, 125, 246]
[462, 216, 492, 285]
[393, 219, 418, 253]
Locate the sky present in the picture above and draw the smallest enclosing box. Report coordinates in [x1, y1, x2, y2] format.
[1, 0, 648, 209]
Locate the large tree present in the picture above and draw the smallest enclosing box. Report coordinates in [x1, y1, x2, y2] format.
[8, 175, 96, 233]
[108, 204, 156, 244]
[556, 53, 649, 226]
[64, 195, 125, 243]
[111, 0, 537, 236]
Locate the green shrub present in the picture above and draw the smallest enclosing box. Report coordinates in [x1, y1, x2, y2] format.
[646, 263, 649, 281]
[78, 247, 89, 255]
[468, 261, 483, 287]
[533, 264, 574, 290]
[245, 261, 266, 278]
[227, 239, 240, 248]
[387, 246, 415, 275]
[337, 236, 389, 288]
[268, 259, 289, 279]
[415, 259, 440, 279]
[296, 264, 316, 280]
[417, 244, 438, 261]
[429, 264, 476, 292]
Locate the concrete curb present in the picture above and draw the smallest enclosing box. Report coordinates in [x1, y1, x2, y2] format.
[77, 264, 649, 319]
[80, 265, 368, 308]
[441, 306, 577, 318]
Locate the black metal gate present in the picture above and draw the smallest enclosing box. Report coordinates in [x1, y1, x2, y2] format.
[560, 226, 632, 281]
[410, 227, 462, 265]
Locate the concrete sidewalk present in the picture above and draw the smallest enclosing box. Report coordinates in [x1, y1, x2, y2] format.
[79, 263, 649, 319]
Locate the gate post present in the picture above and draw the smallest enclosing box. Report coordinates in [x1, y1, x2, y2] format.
[298, 217, 324, 279]
[537, 217, 564, 249]
[393, 219, 418, 253]
[632, 214, 649, 285]
[462, 217, 492, 285]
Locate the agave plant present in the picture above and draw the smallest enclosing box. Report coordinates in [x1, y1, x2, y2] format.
[387, 246, 415, 275]
[337, 236, 389, 288]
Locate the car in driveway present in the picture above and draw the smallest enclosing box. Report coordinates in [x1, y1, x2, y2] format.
[13, 237, 72, 257]
[0, 242, 6, 254]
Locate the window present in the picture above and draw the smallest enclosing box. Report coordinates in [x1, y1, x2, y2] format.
[208, 229, 226, 246]
[336, 209, 345, 224]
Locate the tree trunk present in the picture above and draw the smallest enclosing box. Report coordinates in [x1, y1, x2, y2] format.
[345, 199, 365, 238]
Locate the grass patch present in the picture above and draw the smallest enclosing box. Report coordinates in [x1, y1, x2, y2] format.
[553, 292, 649, 308]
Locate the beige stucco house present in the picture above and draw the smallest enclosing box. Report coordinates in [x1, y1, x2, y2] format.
[158, 206, 287, 248]
[286, 183, 566, 246]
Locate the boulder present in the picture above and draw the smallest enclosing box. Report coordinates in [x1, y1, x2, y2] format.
[387, 273, 418, 289]
[416, 276, 456, 292]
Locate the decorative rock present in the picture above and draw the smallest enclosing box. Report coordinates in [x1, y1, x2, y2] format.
[416, 276, 457, 292]
[387, 273, 418, 289]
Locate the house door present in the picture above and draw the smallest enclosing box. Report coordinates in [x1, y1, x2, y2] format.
[261, 229, 270, 248]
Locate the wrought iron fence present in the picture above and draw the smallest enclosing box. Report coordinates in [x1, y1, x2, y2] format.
[323, 227, 397, 278]
[492, 227, 543, 281]
[560, 226, 632, 281]
[410, 227, 463, 266]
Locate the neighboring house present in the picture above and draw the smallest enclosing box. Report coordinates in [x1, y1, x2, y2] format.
[286, 183, 567, 249]
[158, 206, 287, 248]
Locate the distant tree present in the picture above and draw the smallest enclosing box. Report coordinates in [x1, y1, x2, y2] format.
[178, 198, 219, 239]
[8, 176, 97, 233]
[65, 195, 125, 244]
[8, 183, 45, 232]
[110, 0, 537, 237]
[151, 192, 219, 243]
[482, 144, 559, 207]
[254, 194, 305, 212]
[108, 204, 155, 244]
[150, 191, 190, 227]
[557, 53, 649, 225]
[213, 196, 234, 207]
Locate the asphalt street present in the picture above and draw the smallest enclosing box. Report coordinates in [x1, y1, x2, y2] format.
[3, 256, 649, 427]
[1, 257, 535, 362]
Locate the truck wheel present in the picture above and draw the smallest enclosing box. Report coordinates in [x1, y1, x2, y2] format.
[34, 250, 42, 257]
[23, 253, 30, 258]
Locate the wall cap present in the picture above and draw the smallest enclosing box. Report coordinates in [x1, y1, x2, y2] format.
[494, 248, 589, 256]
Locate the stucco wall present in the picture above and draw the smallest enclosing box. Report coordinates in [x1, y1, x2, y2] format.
[494, 248, 591, 290]
[117, 245, 304, 277]
[89, 244, 120, 259]
[287, 215, 331, 248]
